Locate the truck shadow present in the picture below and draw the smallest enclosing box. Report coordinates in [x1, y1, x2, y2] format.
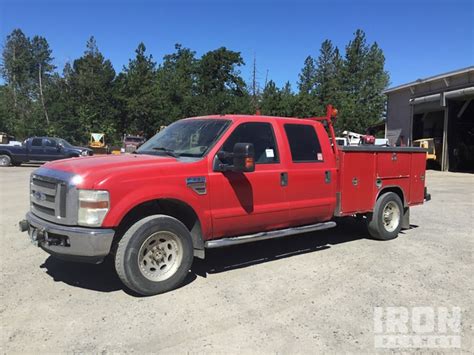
[192, 217, 370, 277]
[40, 217, 379, 295]
[40, 257, 125, 293]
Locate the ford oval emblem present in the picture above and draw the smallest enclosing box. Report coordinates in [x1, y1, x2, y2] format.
[33, 191, 47, 202]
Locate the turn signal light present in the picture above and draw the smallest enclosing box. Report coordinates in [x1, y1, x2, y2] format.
[245, 157, 254, 170]
[79, 200, 109, 209]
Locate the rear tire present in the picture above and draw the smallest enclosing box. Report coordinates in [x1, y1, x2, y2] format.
[115, 215, 194, 296]
[0, 155, 11, 167]
[367, 192, 403, 240]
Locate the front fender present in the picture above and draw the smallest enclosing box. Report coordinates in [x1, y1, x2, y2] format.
[101, 182, 212, 237]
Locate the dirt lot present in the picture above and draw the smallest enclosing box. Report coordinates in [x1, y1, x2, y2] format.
[0, 167, 472, 353]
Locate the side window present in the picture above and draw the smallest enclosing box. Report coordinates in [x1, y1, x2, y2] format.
[43, 138, 57, 147]
[222, 122, 279, 164]
[284, 124, 323, 162]
[31, 138, 42, 147]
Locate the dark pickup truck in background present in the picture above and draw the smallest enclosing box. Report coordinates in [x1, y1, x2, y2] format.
[0, 137, 92, 167]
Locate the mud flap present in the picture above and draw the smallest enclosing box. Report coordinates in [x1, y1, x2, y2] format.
[194, 248, 205, 259]
[401, 207, 410, 230]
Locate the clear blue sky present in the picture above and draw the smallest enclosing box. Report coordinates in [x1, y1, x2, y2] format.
[1, 0, 473, 89]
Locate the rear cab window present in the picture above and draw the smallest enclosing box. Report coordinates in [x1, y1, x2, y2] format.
[284, 123, 323, 162]
[31, 138, 42, 147]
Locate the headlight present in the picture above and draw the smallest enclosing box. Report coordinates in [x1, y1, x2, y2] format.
[81, 150, 89, 156]
[78, 190, 110, 227]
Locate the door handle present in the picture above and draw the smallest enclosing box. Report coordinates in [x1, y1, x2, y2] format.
[280, 172, 288, 187]
[325, 171, 331, 184]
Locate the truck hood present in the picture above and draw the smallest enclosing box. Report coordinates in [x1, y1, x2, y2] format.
[43, 154, 182, 188]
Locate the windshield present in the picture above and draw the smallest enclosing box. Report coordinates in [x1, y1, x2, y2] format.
[137, 119, 230, 158]
[58, 139, 74, 148]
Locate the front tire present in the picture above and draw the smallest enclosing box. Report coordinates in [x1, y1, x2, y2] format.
[367, 192, 403, 240]
[114, 215, 194, 296]
[0, 155, 11, 167]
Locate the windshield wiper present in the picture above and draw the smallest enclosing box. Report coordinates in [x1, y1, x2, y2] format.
[152, 147, 179, 158]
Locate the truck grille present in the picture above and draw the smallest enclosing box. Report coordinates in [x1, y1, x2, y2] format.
[125, 145, 136, 153]
[31, 175, 67, 221]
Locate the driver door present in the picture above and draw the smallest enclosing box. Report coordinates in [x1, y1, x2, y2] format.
[43, 138, 63, 161]
[209, 121, 289, 238]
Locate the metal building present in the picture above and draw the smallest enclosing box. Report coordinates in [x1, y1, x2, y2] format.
[384, 66, 474, 172]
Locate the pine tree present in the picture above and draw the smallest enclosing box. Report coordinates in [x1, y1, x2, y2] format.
[67, 37, 117, 141]
[337, 29, 389, 133]
[0, 29, 34, 137]
[260, 80, 281, 116]
[30, 35, 55, 126]
[116, 42, 157, 137]
[0, 85, 13, 133]
[280, 81, 297, 117]
[314, 40, 340, 115]
[296, 56, 318, 116]
[44, 64, 88, 143]
[260, 80, 297, 117]
[196, 47, 247, 114]
[156, 44, 198, 122]
[298, 56, 316, 94]
[361, 42, 389, 124]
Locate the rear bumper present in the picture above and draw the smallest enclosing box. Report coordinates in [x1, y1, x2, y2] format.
[19, 212, 115, 264]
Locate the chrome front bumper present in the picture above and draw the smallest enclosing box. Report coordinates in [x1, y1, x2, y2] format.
[20, 212, 115, 264]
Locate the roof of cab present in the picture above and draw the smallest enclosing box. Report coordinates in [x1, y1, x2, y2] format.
[184, 114, 318, 124]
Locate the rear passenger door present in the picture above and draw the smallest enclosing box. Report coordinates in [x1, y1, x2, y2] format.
[29, 138, 44, 161]
[282, 123, 337, 226]
[209, 121, 289, 237]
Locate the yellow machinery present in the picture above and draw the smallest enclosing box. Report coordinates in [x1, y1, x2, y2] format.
[89, 133, 108, 154]
[413, 138, 441, 167]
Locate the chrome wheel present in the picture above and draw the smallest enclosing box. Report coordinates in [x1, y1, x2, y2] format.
[382, 201, 400, 232]
[137, 231, 183, 282]
[0, 155, 10, 166]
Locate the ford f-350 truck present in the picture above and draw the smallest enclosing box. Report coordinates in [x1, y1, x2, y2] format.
[19, 106, 430, 296]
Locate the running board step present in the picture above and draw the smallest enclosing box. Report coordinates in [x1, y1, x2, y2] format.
[205, 221, 337, 248]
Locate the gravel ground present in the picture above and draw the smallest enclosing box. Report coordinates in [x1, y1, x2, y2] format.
[0, 166, 472, 353]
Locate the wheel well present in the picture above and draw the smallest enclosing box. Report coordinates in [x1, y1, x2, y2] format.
[377, 186, 405, 207]
[113, 199, 204, 253]
[0, 151, 11, 157]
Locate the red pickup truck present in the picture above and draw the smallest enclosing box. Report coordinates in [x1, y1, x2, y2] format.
[19, 106, 430, 295]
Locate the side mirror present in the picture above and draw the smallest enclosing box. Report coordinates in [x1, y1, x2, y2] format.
[232, 143, 255, 172]
[215, 143, 255, 172]
[56, 144, 62, 151]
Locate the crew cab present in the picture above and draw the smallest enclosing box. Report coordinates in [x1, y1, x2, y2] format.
[19, 107, 430, 296]
[0, 137, 93, 167]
